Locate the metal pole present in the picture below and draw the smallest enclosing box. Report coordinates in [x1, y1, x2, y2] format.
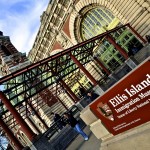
[127, 24, 147, 44]
[0, 91, 36, 141]
[106, 35, 129, 60]
[27, 102, 49, 130]
[60, 80, 79, 103]
[94, 57, 110, 75]
[70, 54, 98, 86]
[0, 118, 24, 150]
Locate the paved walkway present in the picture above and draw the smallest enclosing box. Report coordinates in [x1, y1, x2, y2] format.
[66, 126, 101, 150]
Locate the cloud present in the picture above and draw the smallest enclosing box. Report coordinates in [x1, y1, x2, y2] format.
[0, 0, 49, 54]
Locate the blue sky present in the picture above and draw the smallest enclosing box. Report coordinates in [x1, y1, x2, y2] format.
[0, 0, 49, 54]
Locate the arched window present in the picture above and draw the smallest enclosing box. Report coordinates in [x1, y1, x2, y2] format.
[80, 7, 117, 41]
[80, 6, 142, 71]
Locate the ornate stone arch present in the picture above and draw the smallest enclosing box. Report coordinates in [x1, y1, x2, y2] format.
[69, 0, 126, 44]
[69, 0, 150, 44]
[50, 49, 63, 56]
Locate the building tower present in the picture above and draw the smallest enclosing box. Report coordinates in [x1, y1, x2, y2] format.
[0, 31, 30, 76]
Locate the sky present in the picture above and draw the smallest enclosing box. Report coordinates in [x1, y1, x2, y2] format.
[0, 0, 49, 55]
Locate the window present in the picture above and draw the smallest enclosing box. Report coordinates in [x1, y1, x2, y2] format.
[107, 58, 120, 71]
[81, 7, 116, 40]
[59, 9, 65, 18]
[80, 6, 142, 72]
[1, 45, 11, 56]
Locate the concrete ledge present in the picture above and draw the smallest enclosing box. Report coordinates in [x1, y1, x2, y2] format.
[90, 120, 112, 140]
[80, 106, 98, 126]
[101, 121, 150, 150]
[93, 85, 104, 95]
[125, 56, 139, 69]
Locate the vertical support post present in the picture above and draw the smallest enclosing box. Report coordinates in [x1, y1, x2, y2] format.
[50, 68, 79, 103]
[106, 35, 129, 59]
[0, 91, 36, 141]
[0, 118, 24, 150]
[75, 75, 86, 90]
[26, 117, 41, 134]
[65, 89, 77, 103]
[27, 102, 49, 130]
[56, 96, 68, 110]
[70, 54, 98, 86]
[60, 80, 79, 103]
[94, 57, 110, 75]
[127, 24, 147, 44]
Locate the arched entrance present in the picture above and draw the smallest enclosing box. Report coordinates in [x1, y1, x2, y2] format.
[69, 2, 144, 71]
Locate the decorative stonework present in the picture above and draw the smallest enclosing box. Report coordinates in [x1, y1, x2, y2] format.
[69, 0, 150, 45]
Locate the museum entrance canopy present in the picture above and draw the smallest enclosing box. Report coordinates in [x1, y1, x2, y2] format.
[0, 24, 146, 130]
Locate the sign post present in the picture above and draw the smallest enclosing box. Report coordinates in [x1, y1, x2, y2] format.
[90, 58, 150, 135]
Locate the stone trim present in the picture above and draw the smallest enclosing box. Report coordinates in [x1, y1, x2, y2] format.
[69, 0, 150, 44]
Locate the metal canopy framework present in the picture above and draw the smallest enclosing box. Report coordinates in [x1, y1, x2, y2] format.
[0, 24, 146, 117]
[0, 41, 95, 113]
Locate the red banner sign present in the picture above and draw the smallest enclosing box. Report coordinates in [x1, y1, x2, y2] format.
[90, 59, 150, 135]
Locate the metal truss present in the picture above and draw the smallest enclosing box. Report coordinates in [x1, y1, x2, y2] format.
[0, 23, 140, 118]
